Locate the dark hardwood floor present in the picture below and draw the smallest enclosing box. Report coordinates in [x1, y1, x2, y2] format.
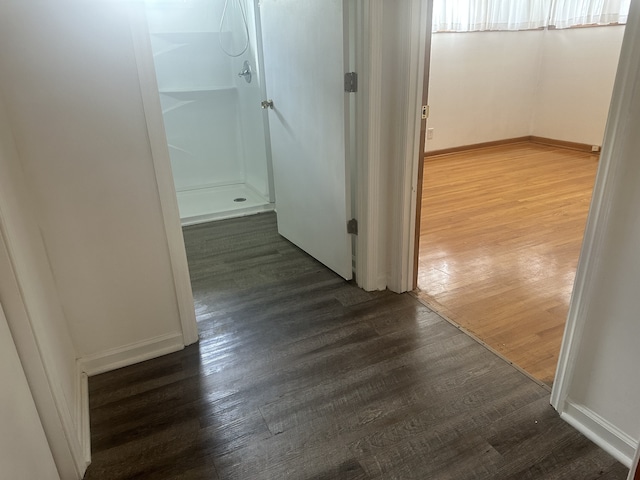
[84, 212, 627, 479]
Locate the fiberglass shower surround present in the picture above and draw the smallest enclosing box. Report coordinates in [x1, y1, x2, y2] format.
[145, 0, 272, 225]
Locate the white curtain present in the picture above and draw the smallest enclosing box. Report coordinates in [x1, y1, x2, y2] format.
[432, 0, 552, 32]
[549, 0, 630, 28]
[432, 0, 630, 32]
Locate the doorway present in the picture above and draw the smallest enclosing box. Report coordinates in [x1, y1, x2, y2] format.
[414, 24, 626, 385]
[141, 0, 355, 304]
[143, 0, 275, 225]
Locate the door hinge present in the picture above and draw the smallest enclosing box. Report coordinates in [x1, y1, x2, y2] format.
[344, 72, 358, 93]
[347, 218, 358, 235]
[421, 105, 429, 120]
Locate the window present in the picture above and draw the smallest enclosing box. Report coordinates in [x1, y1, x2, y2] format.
[432, 0, 631, 32]
[549, 0, 630, 29]
[432, 0, 550, 32]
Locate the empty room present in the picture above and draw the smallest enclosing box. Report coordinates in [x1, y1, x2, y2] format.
[416, 0, 627, 385]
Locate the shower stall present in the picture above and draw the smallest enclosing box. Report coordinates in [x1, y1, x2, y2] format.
[144, 0, 273, 225]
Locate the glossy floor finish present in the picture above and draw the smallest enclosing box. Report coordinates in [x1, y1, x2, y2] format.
[84, 213, 626, 479]
[416, 143, 599, 385]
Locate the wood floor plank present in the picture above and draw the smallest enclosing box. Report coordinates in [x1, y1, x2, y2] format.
[83, 212, 626, 480]
[358, 433, 504, 480]
[417, 142, 598, 384]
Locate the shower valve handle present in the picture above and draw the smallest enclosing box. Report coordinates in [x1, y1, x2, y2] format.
[238, 60, 252, 84]
[261, 100, 274, 110]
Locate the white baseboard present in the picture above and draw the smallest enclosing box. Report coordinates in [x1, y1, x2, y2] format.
[67, 363, 91, 477]
[560, 400, 637, 467]
[78, 332, 185, 377]
[79, 371, 91, 466]
[75, 333, 185, 471]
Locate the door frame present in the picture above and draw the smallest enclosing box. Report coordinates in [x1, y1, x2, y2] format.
[354, 0, 432, 292]
[630, 444, 640, 480]
[412, 1, 434, 289]
[550, 2, 640, 465]
[129, 5, 199, 347]
[251, 0, 276, 204]
[387, 0, 433, 293]
[0, 199, 86, 478]
[0, 85, 87, 478]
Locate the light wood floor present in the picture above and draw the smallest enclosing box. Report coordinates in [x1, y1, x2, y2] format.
[416, 142, 599, 386]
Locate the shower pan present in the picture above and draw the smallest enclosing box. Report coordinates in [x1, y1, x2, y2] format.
[144, 0, 273, 225]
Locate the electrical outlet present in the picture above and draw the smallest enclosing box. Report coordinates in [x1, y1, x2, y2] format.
[427, 128, 434, 140]
[591, 145, 600, 152]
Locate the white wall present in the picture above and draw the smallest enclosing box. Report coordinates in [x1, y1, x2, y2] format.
[0, 2, 185, 359]
[552, 4, 640, 466]
[0, 303, 60, 480]
[426, 31, 542, 151]
[426, 26, 624, 151]
[532, 26, 625, 146]
[0, 88, 83, 477]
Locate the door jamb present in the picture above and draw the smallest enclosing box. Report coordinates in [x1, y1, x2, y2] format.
[390, 0, 433, 293]
[412, 1, 434, 290]
[354, 0, 384, 291]
[551, 1, 640, 413]
[0, 224, 85, 479]
[355, 0, 432, 292]
[252, 0, 276, 204]
[129, 5, 199, 346]
[629, 444, 640, 480]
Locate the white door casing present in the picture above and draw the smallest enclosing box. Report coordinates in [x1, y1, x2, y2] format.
[0, 301, 59, 480]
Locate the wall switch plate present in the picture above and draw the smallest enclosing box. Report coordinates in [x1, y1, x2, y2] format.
[427, 128, 434, 140]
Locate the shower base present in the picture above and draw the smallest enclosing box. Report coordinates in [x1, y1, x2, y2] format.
[177, 184, 273, 226]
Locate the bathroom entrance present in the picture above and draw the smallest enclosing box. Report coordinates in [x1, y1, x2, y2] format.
[144, 0, 354, 281]
[144, 0, 274, 225]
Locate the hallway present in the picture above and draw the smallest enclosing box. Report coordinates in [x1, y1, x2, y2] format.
[84, 213, 625, 479]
